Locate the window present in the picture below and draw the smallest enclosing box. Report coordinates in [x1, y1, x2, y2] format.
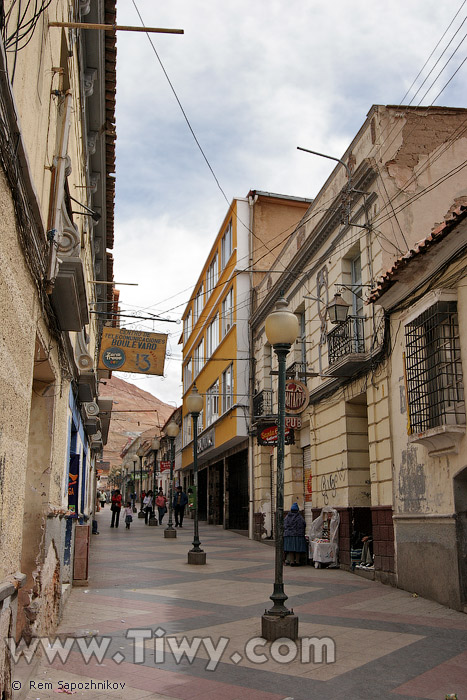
[222, 288, 234, 337]
[405, 300, 465, 434]
[206, 315, 219, 358]
[221, 220, 232, 269]
[183, 414, 192, 447]
[222, 364, 233, 413]
[184, 310, 192, 343]
[194, 284, 204, 324]
[351, 254, 364, 318]
[194, 339, 204, 378]
[183, 359, 192, 392]
[206, 254, 218, 296]
[206, 380, 219, 426]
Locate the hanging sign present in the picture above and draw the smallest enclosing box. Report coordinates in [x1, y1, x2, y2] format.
[98, 327, 167, 375]
[160, 461, 171, 472]
[68, 453, 80, 513]
[285, 379, 309, 414]
[257, 424, 295, 446]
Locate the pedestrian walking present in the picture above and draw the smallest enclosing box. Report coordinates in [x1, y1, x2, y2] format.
[173, 486, 188, 528]
[284, 503, 307, 566]
[123, 502, 133, 529]
[155, 488, 167, 525]
[100, 491, 107, 508]
[143, 490, 154, 525]
[110, 489, 122, 528]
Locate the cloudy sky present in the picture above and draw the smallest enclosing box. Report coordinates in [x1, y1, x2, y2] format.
[111, 0, 466, 406]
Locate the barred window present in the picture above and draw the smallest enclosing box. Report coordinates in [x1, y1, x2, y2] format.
[405, 300, 465, 434]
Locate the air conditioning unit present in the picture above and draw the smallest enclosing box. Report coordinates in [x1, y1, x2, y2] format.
[84, 401, 99, 418]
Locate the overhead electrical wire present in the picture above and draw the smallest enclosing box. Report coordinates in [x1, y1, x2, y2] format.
[122, 2, 467, 365]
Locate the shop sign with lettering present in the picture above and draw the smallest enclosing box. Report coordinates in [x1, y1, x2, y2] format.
[257, 424, 295, 446]
[159, 461, 171, 472]
[285, 416, 302, 429]
[197, 428, 215, 454]
[285, 380, 309, 414]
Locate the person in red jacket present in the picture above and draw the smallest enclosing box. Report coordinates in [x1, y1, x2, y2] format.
[110, 489, 122, 528]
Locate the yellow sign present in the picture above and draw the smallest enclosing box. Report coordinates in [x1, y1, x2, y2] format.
[98, 327, 167, 376]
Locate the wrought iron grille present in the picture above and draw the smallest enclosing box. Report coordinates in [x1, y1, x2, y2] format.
[405, 301, 465, 433]
[327, 315, 365, 364]
[286, 361, 307, 378]
[253, 389, 274, 417]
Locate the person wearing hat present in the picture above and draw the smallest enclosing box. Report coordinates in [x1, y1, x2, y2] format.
[284, 502, 307, 566]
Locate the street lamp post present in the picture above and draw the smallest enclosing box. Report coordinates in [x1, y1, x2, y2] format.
[186, 385, 206, 565]
[137, 446, 145, 518]
[164, 420, 179, 539]
[261, 297, 300, 641]
[149, 436, 160, 526]
[132, 457, 137, 512]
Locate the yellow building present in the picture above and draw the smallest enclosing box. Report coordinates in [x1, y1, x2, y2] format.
[181, 192, 311, 530]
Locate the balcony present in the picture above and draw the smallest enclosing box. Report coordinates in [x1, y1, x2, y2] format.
[327, 315, 366, 376]
[253, 389, 274, 419]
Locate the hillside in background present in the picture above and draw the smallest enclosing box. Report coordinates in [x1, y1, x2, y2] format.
[99, 375, 175, 469]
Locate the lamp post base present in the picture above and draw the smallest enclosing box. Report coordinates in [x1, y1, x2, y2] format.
[187, 550, 206, 565]
[148, 517, 158, 526]
[164, 528, 177, 539]
[261, 613, 299, 641]
[138, 511, 145, 519]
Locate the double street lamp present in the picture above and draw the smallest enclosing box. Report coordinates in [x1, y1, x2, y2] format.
[261, 297, 300, 641]
[186, 385, 206, 565]
[164, 420, 179, 539]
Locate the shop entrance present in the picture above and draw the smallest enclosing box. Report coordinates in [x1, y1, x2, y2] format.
[228, 450, 248, 531]
[208, 462, 224, 525]
[198, 468, 208, 521]
[454, 466, 467, 609]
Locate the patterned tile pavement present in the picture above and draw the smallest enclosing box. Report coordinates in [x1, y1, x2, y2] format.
[14, 509, 467, 700]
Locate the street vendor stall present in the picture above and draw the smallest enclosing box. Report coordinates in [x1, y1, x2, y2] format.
[309, 507, 340, 567]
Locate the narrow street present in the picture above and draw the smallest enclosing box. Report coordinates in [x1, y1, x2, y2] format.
[19, 510, 467, 700]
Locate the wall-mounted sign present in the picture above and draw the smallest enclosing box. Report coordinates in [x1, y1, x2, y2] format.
[285, 380, 309, 414]
[257, 424, 295, 446]
[198, 428, 215, 454]
[160, 461, 171, 473]
[98, 327, 167, 375]
[68, 453, 80, 513]
[285, 416, 302, 429]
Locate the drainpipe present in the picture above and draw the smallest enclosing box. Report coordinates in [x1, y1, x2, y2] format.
[247, 193, 258, 540]
[46, 90, 73, 292]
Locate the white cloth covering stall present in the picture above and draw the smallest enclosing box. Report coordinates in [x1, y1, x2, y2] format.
[308, 507, 340, 567]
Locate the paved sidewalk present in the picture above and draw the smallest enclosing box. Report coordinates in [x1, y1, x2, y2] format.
[17, 508, 467, 700]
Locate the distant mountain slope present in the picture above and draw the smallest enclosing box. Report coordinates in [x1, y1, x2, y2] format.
[99, 375, 174, 469]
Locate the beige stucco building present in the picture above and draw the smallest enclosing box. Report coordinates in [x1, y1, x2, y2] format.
[251, 105, 467, 596]
[0, 1, 116, 693]
[369, 206, 467, 610]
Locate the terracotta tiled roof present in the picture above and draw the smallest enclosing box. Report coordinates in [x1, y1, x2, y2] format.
[368, 205, 467, 303]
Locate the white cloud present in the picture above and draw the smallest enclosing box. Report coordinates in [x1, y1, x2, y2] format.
[112, 0, 466, 403]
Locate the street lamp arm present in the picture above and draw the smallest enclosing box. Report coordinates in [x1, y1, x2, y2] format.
[297, 146, 352, 182]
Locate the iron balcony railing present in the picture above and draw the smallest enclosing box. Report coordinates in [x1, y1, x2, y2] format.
[327, 315, 365, 365]
[253, 389, 274, 418]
